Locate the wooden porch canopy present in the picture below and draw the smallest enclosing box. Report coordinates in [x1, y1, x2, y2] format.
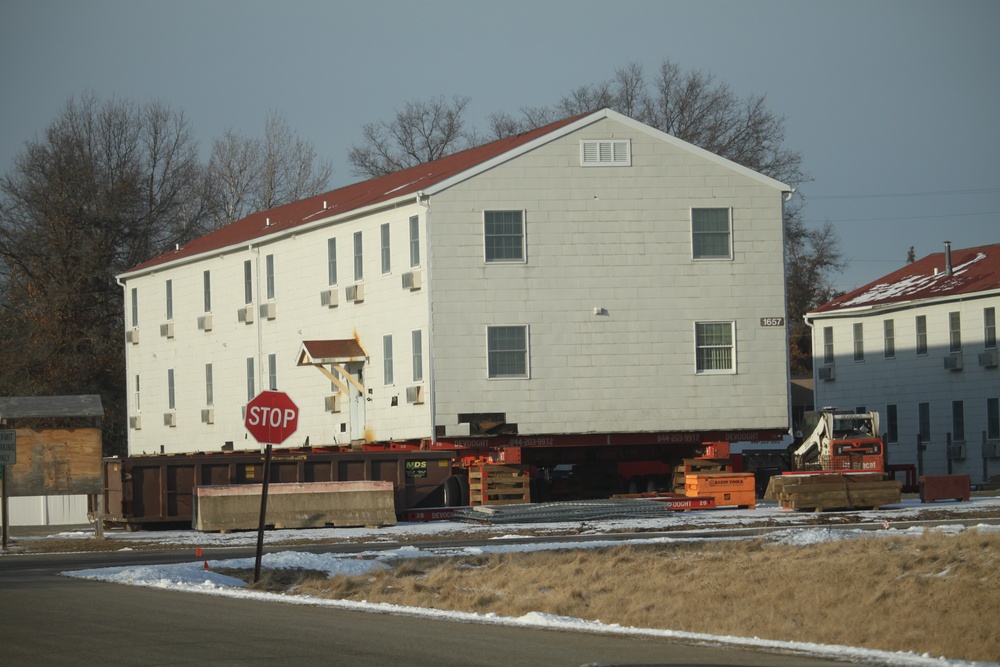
[296, 340, 368, 397]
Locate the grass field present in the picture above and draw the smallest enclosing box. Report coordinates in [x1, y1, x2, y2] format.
[231, 528, 1000, 663]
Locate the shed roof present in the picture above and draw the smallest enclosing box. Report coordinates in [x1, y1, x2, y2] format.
[297, 339, 368, 364]
[0, 395, 104, 419]
[809, 243, 1000, 317]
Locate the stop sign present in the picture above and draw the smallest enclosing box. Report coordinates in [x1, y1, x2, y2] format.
[244, 391, 299, 445]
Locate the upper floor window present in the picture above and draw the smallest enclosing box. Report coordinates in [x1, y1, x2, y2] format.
[167, 369, 176, 410]
[165, 280, 173, 321]
[412, 329, 423, 382]
[915, 315, 928, 356]
[691, 208, 732, 260]
[353, 231, 364, 281]
[985, 307, 997, 349]
[580, 139, 631, 166]
[488, 325, 529, 378]
[268, 353, 277, 391]
[381, 223, 391, 274]
[823, 326, 834, 365]
[853, 323, 865, 362]
[484, 210, 525, 263]
[695, 321, 735, 373]
[205, 363, 214, 406]
[409, 215, 420, 268]
[327, 238, 338, 285]
[203, 270, 212, 313]
[246, 357, 255, 402]
[130, 287, 138, 327]
[949, 311, 961, 353]
[883, 319, 895, 359]
[244, 260, 253, 304]
[265, 254, 275, 300]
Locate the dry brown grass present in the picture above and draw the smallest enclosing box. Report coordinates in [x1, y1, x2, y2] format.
[237, 529, 1000, 663]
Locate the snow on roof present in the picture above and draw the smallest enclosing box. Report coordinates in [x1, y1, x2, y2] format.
[809, 243, 1000, 316]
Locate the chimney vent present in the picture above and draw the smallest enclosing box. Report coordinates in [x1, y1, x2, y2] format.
[944, 241, 953, 276]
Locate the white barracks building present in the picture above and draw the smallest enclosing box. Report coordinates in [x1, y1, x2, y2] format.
[118, 109, 793, 457]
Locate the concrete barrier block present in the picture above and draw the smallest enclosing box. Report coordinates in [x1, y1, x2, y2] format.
[192, 481, 396, 532]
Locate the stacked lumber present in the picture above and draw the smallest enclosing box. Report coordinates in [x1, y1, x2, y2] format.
[765, 473, 901, 511]
[469, 464, 531, 506]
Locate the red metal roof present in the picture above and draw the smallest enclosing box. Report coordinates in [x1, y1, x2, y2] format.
[125, 113, 588, 274]
[810, 243, 1000, 315]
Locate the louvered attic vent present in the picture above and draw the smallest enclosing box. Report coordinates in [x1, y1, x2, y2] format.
[581, 139, 631, 166]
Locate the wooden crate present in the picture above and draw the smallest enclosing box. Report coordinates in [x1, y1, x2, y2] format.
[919, 474, 971, 502]
[670, 458, 729, 493]
[765, 473, 901, 511]
[685, 472, 756, 509]
[469, 464, 531, 506]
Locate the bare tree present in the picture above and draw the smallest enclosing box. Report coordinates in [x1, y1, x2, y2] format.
[203, 112, 333, 228]
[348, 96, 473, 178]
[0, 94, 204, 454]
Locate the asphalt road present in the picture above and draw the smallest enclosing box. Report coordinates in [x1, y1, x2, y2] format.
[0, 543, 857, 667]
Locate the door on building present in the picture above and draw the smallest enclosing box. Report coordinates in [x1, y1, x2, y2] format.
[345, 361, 366, 442]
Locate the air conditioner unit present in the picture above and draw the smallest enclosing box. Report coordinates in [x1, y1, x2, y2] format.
[320, 288, 339, 308]
[402, 271, 422, 291]
[238, 305, 255, 324]
[983, 442, 1000, 459]
[324, 395, 341, 413]
[201, 408, 214, 424]
[943, 354, 963, 371]
[406, 385, 425, 404]
[129, 415, 142, 430]
[259, 301, 277, 320]
[197, 315, 213, 332]
[979, 349, 999, 368]
[163, 411, 177, 427]
[346, 284, 365, 303]
[160, 322, 174, 338]
[818, 366, 836, 381]
[947, 443, 966, 460]
[126, 327, 140, 344]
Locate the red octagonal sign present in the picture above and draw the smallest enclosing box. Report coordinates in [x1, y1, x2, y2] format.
[245, 391, 299, 445]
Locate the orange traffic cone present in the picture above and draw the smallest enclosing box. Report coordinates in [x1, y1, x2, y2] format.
[203, 561, 210, 570]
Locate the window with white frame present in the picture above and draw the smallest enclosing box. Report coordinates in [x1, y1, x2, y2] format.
[949, 311, 961, 353]
[409, 215, 420, 268]
[952, 400, 965, 442]
[886, 404, 898, 443]
[246, 357, 255, 401]
[353, 231, 363, 281]
[823, 326, 834, 365]
[580, 139, 631, 166]
[130, 288, 138, 327]
[165, 280, 173, 321]
[134, 374, 140, 412]
[244, 260, 253, 304]
[691, 208, 732, 260]
[203, 270, 212, 313]
[412, 330, 423, 382]
[695, 321, 735, 373]
[853, 323, 865, 362]
[484, 210, 525, 263]
[205, 364, 213, 406]
[985, 307, 996, 349]
[383, 335, 394, 385]
[883, 319, 895, 359]
[915, 315, 928, 355]
[381, 223, 391, 274]
[327, 238, 337, 285]
[268, 353, 277, 391]
[265, 254, 275, 300]
[167, 369, 175, 410]
[487, 325, 528, 378]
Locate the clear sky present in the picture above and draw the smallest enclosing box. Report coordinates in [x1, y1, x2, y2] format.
[1, 0, 997, 293]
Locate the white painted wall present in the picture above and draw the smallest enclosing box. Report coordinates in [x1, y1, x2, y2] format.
[810, 295, 1000, 478]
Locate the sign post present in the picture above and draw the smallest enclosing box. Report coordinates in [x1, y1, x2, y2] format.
[0, 430, 15, 551]
[244, 392, 299, 582]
